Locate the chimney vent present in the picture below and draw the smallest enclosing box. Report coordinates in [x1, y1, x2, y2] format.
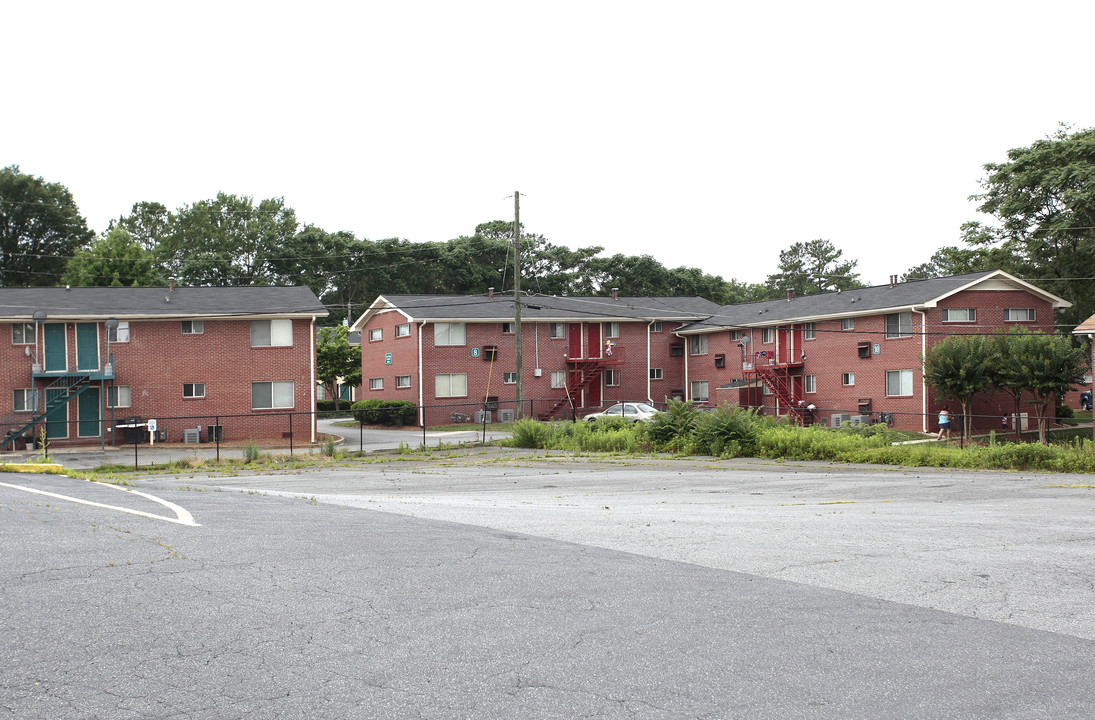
[488, 287, 494, 300]
[787, 289, 795, 301]
[611, 287, 619, 300]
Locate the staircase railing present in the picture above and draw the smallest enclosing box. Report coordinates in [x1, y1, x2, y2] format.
[0, 374, 92, 450]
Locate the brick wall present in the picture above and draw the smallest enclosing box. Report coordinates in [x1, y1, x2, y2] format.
[3, 317, 317, 447]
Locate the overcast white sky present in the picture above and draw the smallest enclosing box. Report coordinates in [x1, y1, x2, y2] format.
[6, 1, 1094, 287]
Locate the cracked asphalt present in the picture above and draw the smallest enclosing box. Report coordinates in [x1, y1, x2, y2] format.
[3, 451, 1095, 718]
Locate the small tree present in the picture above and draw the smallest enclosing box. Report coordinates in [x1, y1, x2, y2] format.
[923, 335, 994, 439]
[1013, 332, 1089, 444]
[316, 326, 361, 412]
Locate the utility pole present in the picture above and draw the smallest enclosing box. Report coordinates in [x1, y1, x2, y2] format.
[513, 191, 524, 420]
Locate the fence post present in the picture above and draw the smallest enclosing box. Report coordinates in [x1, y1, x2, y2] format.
[422, 406, 426, 448]
[289, 412, 294, 456]
[216, 415, 221, 463]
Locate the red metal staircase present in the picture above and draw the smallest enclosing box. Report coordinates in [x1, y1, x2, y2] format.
[539, 353, 624, 421]
[745, 353, 810, 424]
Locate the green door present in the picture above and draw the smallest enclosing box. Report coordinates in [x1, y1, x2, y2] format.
[45, 387, 68, 439]
[76, 323, 99, 371]
[44, 323, 66, 372]
[78, 388, 100, 438]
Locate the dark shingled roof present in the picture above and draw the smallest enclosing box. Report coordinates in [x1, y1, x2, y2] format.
[0, 286, 327, 321]
[675, 271, 1069, 333]
[366, 294, 723, 323]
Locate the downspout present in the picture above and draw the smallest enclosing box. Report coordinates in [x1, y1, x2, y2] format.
[418, 322, 426, 426]
[646, 321, 654, 403]
[913, 307, 927, 433]
[678, 332, 690, 402]
[310, 316, 317, 443]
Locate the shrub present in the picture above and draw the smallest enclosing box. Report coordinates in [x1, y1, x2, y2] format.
[351, 399, 417, 426]
[511, 418, 552, 448]
[1057, 404, 1075, 419]
[691, 406, 766, 457]
[243, 441, 261, 463]
[648, 400, 701, 449]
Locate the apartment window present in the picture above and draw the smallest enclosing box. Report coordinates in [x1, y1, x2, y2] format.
[1005, 308, 1036, 322]
[804, 374, 816, 393]
[762, 328, 774, 343]
[841, 318, 855, 331]
[691, 380, 709, 402]
[108, 321, 130, 343]
[651, 321, 662, 333]
[435, 373, 467, 397]
[183, 383, 206, 398]
[604, 369, 620, 386]
[13, 388, 38, 412]
[12, 323, 34, 344]
[395, 323, 411, 337]
[369, 377, 384, 390]
[842, 372, 855, 386]
[729, 330, 740, 341]
[763, 384, 773, 395]
[650, 368, 663, 380]
[502, 322, 515, 334]
[804, 322, 816, 340]
[886, 369, 914, 397]
[885, 312, 913, 339]
[369, 329, 383, 342]
[606, 322, 620, 338]
[181, 320, 204, 334]
[434, 322, 466, 346]
[503, 372, 517, 384]
[942, 308, 977, 323]
[252, 380, 294, 409]
[107, 385, 131, 408]
[251, 319, 292, 347]
[396, 375, 412, 388]
[550, 371, 567, 389]
[549, 323, 566, 339]
[689, 335, 708, 355]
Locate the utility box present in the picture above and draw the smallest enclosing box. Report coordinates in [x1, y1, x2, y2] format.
[498, 409, 515, 422]
[183, 429, 201, 444]
[474, 410, 492, 424]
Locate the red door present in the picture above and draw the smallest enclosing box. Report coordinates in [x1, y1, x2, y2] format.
[568, 323, 582, 359]
[586, 324, 602, 406]
[778, 327, 790, 364]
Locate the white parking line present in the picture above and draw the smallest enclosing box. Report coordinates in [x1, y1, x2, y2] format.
[0, 479, 200, 527]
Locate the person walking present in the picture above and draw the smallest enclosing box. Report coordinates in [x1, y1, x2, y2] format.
[937, 407, 951, 440]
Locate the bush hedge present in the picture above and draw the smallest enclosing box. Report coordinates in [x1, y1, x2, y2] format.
[350, 399, 417, 426]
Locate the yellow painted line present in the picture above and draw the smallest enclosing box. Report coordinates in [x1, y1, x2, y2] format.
[0, 479, 200, 527]
[1045, 484, 1095, 489]
[818, 501, 856, 505]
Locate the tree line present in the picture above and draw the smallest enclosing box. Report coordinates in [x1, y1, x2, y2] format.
[3, 124, 1094, 327]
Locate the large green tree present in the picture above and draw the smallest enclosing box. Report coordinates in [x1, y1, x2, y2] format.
[62, 227, 163, 287]
[905, 126, 1095, 326]
[997, 331, 1088, 444]
[0, 165, 94, 286]
[155, 193, 298, 286]
[764, 239, 862, 298]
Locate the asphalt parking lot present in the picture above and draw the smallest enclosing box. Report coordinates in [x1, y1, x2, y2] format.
[3, 451, 1094, 718]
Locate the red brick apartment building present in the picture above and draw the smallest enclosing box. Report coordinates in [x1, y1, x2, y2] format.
[351, 294, 722, 425]
[675, 271, 1075, 433]
[1, 286, 327, 451]
[353, 271, 1079, 433]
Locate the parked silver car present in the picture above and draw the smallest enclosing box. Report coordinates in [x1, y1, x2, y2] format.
[584, 402, 661, 422]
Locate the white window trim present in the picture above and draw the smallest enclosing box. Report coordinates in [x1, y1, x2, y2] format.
[369, 377, 384, 390]
[183, 383, 206, 399]
[885, 312, 913, 339]
[12, 323, 35, 345]
[804, 374, 816, 393]
[182, 320, 204, 335]
[548, 323, 566, 339]
[107, 385, 131, 409]
[435, 373, 468, 398]
[804, 323, 816, 340]
[1005, 308, 1036, 322]
[886, 369, 914, 397]
[252, 380, 295, 409]
[689, 335, 708, 356]
[109, 321, 130, 343]
[650, 368, 663, 380]
[13, 388, 38, 412]
[251, 319, 293, 347]
[395, 323, 411, 337]
[691, 380, 709, 402]
[841, 372, 855, 387]
[434, 323, 466, 346]
[503, 372, 517, 384]
[841, 318, 854, 331]
[369, 329, 383, 342]
[396, 375, 412, 388]
[761, 328, 774, 344]
[942, 308, 977, 323]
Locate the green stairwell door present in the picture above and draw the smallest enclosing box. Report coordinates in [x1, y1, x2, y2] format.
[44, 323, 66, 372]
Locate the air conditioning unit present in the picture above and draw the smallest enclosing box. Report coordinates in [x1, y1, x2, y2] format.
[473, 410, 492, 424]
[831, 414, 851, 428]
[848, 415, 866, 426]
[498, 409, 515, 422]
[183, 428, 201, 444]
